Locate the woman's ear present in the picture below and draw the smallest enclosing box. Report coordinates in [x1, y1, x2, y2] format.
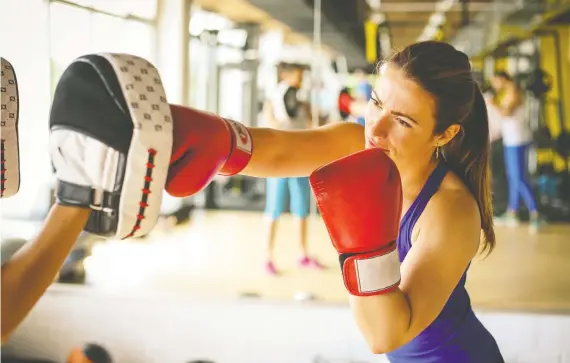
[437, 124, 462, 147]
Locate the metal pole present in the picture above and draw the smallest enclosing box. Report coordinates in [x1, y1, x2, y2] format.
[311, 0, 322, 130]
[310, 0, 322, 216]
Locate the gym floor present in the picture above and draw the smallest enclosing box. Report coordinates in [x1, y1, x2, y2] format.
[80, 210, 570, 314]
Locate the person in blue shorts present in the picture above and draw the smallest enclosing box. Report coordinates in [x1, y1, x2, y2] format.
[261, 62, 324, 275]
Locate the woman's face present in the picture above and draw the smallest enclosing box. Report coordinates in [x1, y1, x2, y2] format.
[364, 65, 439, 167]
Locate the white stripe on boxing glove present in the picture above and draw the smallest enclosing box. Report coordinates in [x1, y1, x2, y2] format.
[348, 247, 401, 295]
[50, 128, 121, 206]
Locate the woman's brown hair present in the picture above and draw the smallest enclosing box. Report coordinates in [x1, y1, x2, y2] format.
[383, 41, 495, 253]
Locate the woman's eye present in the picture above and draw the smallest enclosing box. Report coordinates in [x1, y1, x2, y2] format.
[397, 118, 411, 128]
[371, 98, 381, 108]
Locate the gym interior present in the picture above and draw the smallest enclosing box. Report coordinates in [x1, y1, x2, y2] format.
[1, 0, 570, 362]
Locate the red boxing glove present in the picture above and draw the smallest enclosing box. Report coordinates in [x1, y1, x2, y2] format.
[310, 148, 403, 296]
[338, 90, 353, 116]
[165, 105, 253, 197]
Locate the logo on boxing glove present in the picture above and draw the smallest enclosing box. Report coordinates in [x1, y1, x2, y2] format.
[225, 118, 252, 153]
[236, 123, 249, 145]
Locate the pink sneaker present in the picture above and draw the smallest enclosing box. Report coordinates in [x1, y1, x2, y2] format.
[299, 256, 325, 269]
[265, 261, 279, 275]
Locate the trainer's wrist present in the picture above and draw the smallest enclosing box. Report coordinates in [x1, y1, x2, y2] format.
[50, 203, 92, 220]
[54, 180, 93, 209]
[219, 119, 253, 176]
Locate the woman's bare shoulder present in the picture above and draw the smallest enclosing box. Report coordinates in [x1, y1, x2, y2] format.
[418, 172, 481, 244]
[435, 172, 479, 216]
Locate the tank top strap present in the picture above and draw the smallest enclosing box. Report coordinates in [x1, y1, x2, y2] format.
[401, 161, 449, 228]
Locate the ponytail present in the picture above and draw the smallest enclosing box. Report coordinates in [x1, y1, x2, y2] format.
[387, 41, 496, 253]
[442, 85, 495, 253]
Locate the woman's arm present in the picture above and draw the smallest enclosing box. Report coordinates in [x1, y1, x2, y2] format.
[1, 205, 90, 342]
[348, 192, 481, 353]
[241, 121, 365, 178]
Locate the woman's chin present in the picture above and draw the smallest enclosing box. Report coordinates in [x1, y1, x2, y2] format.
[366, 144, 390, 154]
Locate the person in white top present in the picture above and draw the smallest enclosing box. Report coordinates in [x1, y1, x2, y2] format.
[261, 63, 324, 275]
[483, 88, 502, 144]
[486, 71, 542, 232]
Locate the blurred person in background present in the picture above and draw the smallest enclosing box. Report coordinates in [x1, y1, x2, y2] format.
[486, 71, 543, 233]
[260, 63, 324, 275]
[352, 68, 374, 126]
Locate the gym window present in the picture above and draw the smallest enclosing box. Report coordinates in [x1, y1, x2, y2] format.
[48, 0, 158, 97]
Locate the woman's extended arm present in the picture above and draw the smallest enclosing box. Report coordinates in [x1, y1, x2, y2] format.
[348, 192, 481, 353]
[241, 121, 366, 178]
[1, 205, 90, 342]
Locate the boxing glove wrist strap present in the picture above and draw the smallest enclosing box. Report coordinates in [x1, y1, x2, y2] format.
[340, 242, 401, 296]
[219, 119, 253, 176]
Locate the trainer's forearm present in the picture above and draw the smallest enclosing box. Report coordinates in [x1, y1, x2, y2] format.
[349, 289, 412, 354]
[1, 205, 89, 342]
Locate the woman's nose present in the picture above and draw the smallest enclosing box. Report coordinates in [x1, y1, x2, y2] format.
[365, 104, 391, 135]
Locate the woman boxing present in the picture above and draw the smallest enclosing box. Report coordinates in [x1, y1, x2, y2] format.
[171, 40, 504, 361]
[4, 41, 504, 362]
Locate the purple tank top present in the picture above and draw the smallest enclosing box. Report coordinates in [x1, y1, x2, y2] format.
[386, 162, 504, 363]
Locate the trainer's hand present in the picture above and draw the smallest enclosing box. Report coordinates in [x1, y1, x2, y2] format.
[310, 148, 403, 296]
[49, 53, 173, 239]
[1, 205, 90, 343]
[165, 105, 253, 197]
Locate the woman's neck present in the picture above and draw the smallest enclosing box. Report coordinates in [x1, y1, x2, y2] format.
[397, 157, 440, 199]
